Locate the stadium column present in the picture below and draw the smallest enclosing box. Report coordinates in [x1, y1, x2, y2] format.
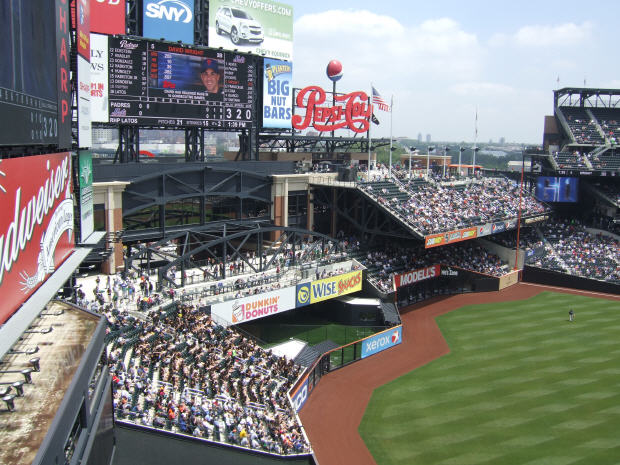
[97, 182, 129, 275]
[271, 176, 287, 241]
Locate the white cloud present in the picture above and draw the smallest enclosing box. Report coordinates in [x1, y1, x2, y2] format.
[450, 82, 515, 97]
[514, 21, 593, 47]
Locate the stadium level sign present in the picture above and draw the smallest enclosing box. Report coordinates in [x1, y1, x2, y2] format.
[296, 270, 363, 307]
[425, 226, 477, 249]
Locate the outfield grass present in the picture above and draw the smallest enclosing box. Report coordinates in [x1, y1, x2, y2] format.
[359, 292, 620, 465]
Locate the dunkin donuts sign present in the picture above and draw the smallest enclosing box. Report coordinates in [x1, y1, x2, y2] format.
[211, 287, 296, 326]
[0, 153, 75, 324]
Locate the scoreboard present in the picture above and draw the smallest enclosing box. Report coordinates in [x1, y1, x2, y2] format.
[108, 37, 255, 129]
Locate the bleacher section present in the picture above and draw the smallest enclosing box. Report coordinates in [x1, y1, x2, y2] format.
[559, 107, 605, 145]
[552, 151, 589, 169]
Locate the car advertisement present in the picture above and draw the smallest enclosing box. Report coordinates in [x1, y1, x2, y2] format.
[89, 33, 109, 123]
[361, 326, 402, 359]
[208, 0, 293, 61]
[143, 0, 194, 44]
[211, 286, 296, 325]
[262, 58, 292, 128]
[0, 153, 75, 325]
[90, 0, 126, 35]
[296, 270, 363, 307]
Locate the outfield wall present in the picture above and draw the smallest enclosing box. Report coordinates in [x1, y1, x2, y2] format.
[522, 266, 620, 295]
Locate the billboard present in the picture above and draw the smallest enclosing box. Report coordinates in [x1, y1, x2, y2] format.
[296, 270, 363, 307]
[262, 59, 292, 129]
[209, 0, 293, 60]
[90, 0, 125, 35]
[56, 0, 72, 149]
[0, 153, 75, 325]
[535, 177, 579, 203]
[78, 57, 92, 148]
[143, 0, 194, 44]
[290, 377, 309, 412]
[393, 265, 440, 290]
[211, 287, 296, 325]
[425, 227, 477, 249]
[0, 0, 62, 146]
[90, 33, 109, 122]
[361, 326, 402, 358]
[74, 0, 91, 60]
[79, 152, 94, 241]
[107, 36, 255, 129]
[292, 86, 372, 134]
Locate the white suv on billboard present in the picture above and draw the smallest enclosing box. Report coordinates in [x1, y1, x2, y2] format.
[215, 6, 264, 45]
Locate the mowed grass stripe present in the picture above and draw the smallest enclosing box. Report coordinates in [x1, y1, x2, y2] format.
[359, 292, 620, 465]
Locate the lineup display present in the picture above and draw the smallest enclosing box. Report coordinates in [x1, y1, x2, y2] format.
[108, 37, 255, 129]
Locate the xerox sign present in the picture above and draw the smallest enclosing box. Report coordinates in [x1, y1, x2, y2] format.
[143, 0, 194, 43]
[361, 326, 402, 359]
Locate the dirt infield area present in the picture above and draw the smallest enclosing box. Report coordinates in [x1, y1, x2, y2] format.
[298, 283, 620, 465]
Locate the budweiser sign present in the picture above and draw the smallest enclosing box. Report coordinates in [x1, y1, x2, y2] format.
[292, 86, 372, 133]
[0, 153, 75, 324]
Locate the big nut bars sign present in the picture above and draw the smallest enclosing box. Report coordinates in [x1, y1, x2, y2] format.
[292, 86, 372, 134]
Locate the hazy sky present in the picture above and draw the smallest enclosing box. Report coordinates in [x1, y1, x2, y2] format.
[287, 0, 620, 144]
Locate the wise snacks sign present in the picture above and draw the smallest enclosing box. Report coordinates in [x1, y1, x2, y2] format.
[296, 270, 362, 307]
[292, 86, 372, 134]
[0, 153, 75, 325]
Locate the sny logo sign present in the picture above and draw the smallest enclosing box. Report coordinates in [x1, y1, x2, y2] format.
[145, 0, 193, 23]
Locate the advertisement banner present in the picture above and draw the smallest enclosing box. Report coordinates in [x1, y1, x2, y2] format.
[477, 223, 492, 237]
[393, 265, 440, 290]
[89, 33, 109, 123]
[296, 270, 363, 307]
[425, 227, 477, 249]
[79, 152, 94, 241]
[290, 377, 309, 412]
[143, 0, 194, 44]
[208, 0, 293, 60]
[0, 153, 75, 325]
[75, 0, 91, 60]
[90, 0, 125, 35]
[211, 287, 296, 325]
[56, 0, 72, 149]
[77, 56, 92, 147]
[263, 59, 292, 129]
[361, 326, 402, 359]
[491, 221, 506, 234]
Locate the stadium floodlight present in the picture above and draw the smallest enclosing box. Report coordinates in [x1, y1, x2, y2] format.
[409, 147, 416, 178]
[443, 146, 450, 177]
[426, 146, 435, 179]
[458, 147, 466, 178]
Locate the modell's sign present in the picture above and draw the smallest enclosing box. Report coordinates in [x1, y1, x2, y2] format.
[0, 153, 75, 325]
[292, 86, 372, 134]
[393, 265, 440, 290]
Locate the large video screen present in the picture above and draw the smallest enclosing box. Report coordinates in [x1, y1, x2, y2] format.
[0, 0, 59, 146]
[107, 37, 255, 129]
[535, 176, 579, 203]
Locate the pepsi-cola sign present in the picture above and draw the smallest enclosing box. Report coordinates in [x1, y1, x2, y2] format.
[361, 326, 402, 358]
[0, 153, 75, 325]
[292, 86, 372, 134]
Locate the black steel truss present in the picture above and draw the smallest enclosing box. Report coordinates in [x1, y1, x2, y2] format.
[257, 134, 392, 155]
[185, 128, 205, 162]
[555, 87, 620, 109]
[312, 185, 419, 242]
[124, 222, 345, 288]
[114, 126, 140, 163]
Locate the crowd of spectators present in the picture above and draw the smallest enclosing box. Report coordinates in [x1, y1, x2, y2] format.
[552, 151, 588, 169]
[484, 227, 543, 251]
[527, 219, 620, 282]
[360, 176, 548, 235]
[359, 241, 509, 293]
[103, 302, 310, 455]
[561, 107, 605, 145]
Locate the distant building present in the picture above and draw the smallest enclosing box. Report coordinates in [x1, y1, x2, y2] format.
[499, 137, 506, 144]
[426, 134, 431, 143]
[417, 133, 422, 142]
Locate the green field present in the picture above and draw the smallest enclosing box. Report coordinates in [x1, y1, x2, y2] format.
[359, 292, 620, 465]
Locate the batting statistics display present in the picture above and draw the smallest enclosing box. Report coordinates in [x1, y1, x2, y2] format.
[108, 37, 255, 129]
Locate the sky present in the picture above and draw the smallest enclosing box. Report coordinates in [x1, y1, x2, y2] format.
[286, 0, 620, 144]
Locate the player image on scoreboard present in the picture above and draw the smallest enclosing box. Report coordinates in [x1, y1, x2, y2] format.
[149, 50, 224, 100]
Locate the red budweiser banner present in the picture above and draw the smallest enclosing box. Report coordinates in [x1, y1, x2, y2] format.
[0, 153, 75, 324]
[292, 86, 372, 134]
[393, 265, 441, 290]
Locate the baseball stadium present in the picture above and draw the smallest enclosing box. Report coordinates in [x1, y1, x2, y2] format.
[0, 2, 618, 465]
